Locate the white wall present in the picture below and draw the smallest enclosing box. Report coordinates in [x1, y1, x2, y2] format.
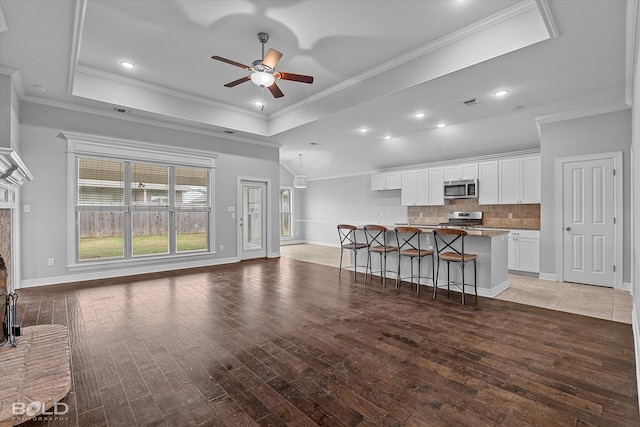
[538, 109, 632, 284]
[17, 101, 280, 286]
[300, 174, 407, 246]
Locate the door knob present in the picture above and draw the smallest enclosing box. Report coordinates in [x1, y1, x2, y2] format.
[565, 227, 571, 231]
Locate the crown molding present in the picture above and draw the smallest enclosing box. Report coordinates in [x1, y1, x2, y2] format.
[535, 103, 630, 126]
[271, 0, 544, 120]
[74, 65, 264, 120]
[21, 95, 281, 149]
[0, 65, 25, 98]
[534, 103, 630, 139]
[535, 0, 559, 39]
[68, 0, 87, 95]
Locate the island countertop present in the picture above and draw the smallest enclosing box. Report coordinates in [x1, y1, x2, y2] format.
[388, 224, 509, 238]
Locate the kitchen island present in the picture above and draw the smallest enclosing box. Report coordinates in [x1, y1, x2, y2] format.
[353, 225, 509, 298]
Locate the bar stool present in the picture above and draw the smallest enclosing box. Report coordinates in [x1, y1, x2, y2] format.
[433, 228, 477, 305]
[337, 224, 368, 280]
[394, 227, 434, 295]
[363, 225, 398, 287]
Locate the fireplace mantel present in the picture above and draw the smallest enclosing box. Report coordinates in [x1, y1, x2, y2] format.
[0, 148, 33, 187]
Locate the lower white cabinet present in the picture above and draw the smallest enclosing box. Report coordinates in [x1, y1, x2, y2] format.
[508, 229, 540, 273]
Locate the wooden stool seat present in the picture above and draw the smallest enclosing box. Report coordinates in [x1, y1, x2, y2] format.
[370, 245, 398, 254]
[399, 248, 434, 258]
[438, 252, 477, 262]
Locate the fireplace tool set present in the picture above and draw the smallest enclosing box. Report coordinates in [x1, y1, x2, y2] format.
[0, 254, 19, 347]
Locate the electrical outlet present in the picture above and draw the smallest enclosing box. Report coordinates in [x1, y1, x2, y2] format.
[47, 258, 55, 266]
[508, 213, 513, 219]
[23, 204, 30, 213]
[419, 212, 423, 217]
[219, 245, 224, 251]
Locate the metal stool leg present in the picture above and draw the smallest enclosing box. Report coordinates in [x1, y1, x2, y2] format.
[474, 259, 478, 298]
[416, 256, 421, 295]
[461, 260, 465, 305]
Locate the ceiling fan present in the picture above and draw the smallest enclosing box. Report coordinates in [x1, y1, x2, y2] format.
[211, 32, 313, 99]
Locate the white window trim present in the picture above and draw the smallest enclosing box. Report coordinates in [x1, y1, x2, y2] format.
[279, 186, 295, 240]
[60, 131, 218, 270]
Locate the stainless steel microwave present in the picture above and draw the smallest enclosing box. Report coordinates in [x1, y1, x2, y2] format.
[443, 179, 478, 200]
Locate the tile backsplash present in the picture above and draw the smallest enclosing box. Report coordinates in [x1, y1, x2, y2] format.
[408, 199, 540, 229]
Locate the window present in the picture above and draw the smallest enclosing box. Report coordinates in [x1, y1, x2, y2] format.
[64, 131, 217, 266]
[279, 188, 293, 238]
[76, 158, 211, 261]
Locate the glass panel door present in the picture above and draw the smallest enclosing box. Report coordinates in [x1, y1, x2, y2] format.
[243, 184, 264, 251]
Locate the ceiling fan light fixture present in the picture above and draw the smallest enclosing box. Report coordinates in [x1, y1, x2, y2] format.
[251, 71, 275, 87]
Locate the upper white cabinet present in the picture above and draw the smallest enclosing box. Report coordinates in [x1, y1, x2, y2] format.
[428, 167, 445, 206]
[443, 162, 478, 181]
[401, 169, 429, 206]
[478, 160, 499, 205]
[371, 171, 402, 191]
[498, 155, 540, 204]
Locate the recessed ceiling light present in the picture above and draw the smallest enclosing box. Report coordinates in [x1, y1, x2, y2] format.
[493, 89, 509, 97]
[384, 135, 392, 140]
[254, 101, 264, 107]
[120, 60, 136, 69]
[437, 123, 447, 128]
[414, 112, 426, 118]
[359, 128, 368, 133]
[31, 84, 46, 92]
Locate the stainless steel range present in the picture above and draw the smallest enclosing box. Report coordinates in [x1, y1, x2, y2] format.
[439, 211, 483, 229]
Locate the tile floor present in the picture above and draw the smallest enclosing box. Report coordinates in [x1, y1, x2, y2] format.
[280, 243, 633, 324]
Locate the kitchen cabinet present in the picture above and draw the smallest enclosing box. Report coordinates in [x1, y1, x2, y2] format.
[478, 160, 498, 205]
[508, 229, 539, 273]
[444, 162, 478, 181]
[498, 155, 540, 204]
[371, 171, 402, 190]
[428, 167, 445, 205]
[401, 169, 429, 206]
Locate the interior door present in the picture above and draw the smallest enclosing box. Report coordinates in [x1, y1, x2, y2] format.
[562, 158, 614, 286]
[239, 181, 267, 260]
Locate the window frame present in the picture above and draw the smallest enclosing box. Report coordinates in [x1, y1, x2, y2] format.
[279, 186, 294, 240]
[63, 132, 217, 270]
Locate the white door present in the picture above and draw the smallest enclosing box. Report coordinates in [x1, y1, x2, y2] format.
[562, 158, 614, 286]
[239, 181, 267, 260]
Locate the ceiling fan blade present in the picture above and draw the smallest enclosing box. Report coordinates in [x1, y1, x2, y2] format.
[275, 71, 314, 84]
[224, 76, 251, 87]
[262, 48, 283, 70]
[211, 55, 252, 70]
[268, 82, 284, 98]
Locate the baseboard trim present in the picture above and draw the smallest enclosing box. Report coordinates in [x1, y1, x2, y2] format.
[18, 256, 240, 288]
[538, 273, 557, 281]
[623, 281, 632, 293]
[303, 240, 341, 248]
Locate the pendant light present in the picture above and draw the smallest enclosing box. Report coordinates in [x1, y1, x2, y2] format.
[293, 154, 308, 189]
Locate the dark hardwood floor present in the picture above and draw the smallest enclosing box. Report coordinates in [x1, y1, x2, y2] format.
[11, 257, 639, 426]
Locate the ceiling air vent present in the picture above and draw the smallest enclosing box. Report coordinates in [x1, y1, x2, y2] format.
[463, 98, 482, 106]
[113, 107, 129, 113]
